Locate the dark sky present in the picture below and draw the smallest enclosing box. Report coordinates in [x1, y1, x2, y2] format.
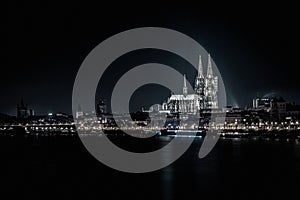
[4, 2, 299, 115]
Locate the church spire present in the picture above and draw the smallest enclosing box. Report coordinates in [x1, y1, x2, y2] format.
[197, 55, 204, 78]
[206, 54, 213, 77]
[183, 74, 188, 96]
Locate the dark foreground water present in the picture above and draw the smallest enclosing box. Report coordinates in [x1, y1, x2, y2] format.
[1, 134, 300, 200]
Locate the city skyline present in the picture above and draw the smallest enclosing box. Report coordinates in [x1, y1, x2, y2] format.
[4, 3, 300, 199]
[4, 4, 299, 116]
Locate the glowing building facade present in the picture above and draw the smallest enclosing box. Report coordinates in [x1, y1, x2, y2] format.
[161, 54, 218, 113]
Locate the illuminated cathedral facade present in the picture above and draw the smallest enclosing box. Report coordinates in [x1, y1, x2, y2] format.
[160, 54, 218, 113]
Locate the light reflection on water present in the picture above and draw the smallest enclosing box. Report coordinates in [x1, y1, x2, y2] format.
[1, 134, 300, 199]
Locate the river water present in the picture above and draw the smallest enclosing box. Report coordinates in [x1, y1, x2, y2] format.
[1, 134, 300, 200]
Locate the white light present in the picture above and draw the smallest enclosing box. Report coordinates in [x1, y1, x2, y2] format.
[48, 113, 53, 116]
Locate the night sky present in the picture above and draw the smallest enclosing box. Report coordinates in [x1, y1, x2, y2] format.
[4, 2, 299, 115]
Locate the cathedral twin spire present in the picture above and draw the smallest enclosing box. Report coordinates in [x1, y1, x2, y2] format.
[190, 54, 214, 96]
[182, 54, 218, 109]
[197, 55, 204, 79]
[206, 54, 214, 78]
[162, 53, 218, 113]
[196, 54, 213, 79]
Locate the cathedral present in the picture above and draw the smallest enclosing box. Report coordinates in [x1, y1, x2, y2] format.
[160, 54, 218, 113]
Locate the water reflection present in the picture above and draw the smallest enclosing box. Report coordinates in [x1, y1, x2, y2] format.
[1, 134, 300, 199]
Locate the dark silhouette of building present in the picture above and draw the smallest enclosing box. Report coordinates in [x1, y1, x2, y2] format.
[97, 99, 107, 114]
[17, 99, 34, 118]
